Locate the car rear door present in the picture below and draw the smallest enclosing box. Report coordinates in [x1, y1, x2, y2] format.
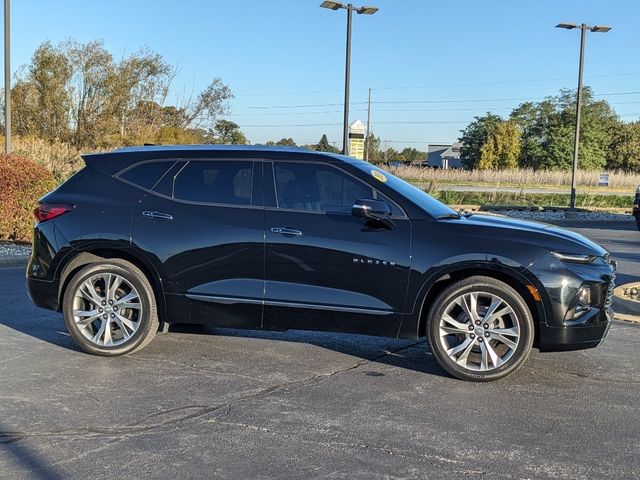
[262, 159, 411, 337]
[130, 158, 265, 329]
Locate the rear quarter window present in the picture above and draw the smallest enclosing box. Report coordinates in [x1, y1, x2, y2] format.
[118, 161, 175, 190]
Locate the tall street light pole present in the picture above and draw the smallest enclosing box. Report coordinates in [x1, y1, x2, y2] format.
[4, 0, 10, 154]
[320, 2, 378, 155]
[556, 22, 611, 209]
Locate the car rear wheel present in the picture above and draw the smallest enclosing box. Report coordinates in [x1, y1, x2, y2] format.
[426, 276, 534, 381]
[62, 259, 159, 356]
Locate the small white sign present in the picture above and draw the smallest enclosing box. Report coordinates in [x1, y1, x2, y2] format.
[598, 173, 609, 187]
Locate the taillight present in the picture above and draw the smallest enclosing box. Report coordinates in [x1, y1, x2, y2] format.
[33, 203, 75, 223]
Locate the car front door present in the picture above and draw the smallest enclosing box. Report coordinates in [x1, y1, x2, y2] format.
[263, 159, 411, 337]
[131, 158, 264, 329]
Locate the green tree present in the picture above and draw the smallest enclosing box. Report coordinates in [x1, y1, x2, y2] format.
[365, 133, 382, 163]
[608, 121, 640, 171]
[400, 147, 426, 164]
[477, 121, 521, 170]
[266, 137, 296, 146]
[212, 120, 248, 144]
[310, 134, 339, 153]
[459, 113, 502, 169]
[509, 88, 619, 170]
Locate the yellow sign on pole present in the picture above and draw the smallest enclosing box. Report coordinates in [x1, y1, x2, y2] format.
[349, 120, 365, 160]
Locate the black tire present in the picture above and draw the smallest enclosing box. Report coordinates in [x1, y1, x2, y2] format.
[62, 259, 159, 356]
[426, 276, 534, 382]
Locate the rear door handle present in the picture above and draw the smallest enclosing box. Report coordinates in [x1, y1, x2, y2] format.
[270, 227, 303, 236]
[143, 210, 173, 221]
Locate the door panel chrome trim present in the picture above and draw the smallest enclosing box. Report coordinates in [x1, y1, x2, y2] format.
[185, 294, 392, 315]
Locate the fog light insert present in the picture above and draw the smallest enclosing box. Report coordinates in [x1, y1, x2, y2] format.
[564, 285, 593, 321]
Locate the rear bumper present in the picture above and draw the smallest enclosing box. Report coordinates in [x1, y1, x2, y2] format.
[538, 308, 612, 352]
[26, 276, 59, 311]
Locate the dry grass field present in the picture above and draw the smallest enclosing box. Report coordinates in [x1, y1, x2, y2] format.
[387, 165, 640, 192]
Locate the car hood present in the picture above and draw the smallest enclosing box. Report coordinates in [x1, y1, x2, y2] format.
[447, 214, 607, 257]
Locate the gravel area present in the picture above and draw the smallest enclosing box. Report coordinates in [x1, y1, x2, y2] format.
[476, 210, 635, 222]
[0, 242, 32, 258]
[621, 284, 640, 302]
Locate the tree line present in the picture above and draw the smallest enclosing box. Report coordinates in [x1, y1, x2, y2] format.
[3, 39, 240, 148]
[460, 88, 640, 171]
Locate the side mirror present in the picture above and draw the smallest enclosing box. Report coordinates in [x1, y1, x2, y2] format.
[352, 199, 394, 229]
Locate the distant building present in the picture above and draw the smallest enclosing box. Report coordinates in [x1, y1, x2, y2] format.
[440, 142, 463, 169]
[422, 142, 463, 169]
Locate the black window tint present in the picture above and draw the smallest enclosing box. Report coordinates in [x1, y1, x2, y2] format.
[152, 161, 186, 197]
[274, 162, 373, 213]
[119, 161, 174, 190]
[375, 191, 404, 217]
[173, 161, 253, 205]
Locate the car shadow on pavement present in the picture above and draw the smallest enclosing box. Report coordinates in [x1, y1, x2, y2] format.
[171, 323, 450, 378]
[0, 303, 449, 378]
[0, 426, 67, 480]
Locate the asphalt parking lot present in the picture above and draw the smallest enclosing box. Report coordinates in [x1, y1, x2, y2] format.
[1, 222, 639, 479]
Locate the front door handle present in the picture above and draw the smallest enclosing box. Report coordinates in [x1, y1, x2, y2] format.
[270, 227, 303, 236]
[143, 210, 173, 221]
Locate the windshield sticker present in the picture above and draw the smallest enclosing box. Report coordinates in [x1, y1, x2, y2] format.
[371, 170, 387, 183]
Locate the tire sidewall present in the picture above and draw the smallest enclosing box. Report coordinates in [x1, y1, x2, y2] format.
[63, 263, 154, 356]
[427, 279, 534, 381]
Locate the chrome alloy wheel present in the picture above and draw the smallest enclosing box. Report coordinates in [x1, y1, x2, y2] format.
[438, 291, 520, 372]
[71, 273, 143, 347]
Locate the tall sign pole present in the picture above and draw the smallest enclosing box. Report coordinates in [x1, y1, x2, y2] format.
[4, 0, 10, 154]
[365, 87, 371, 162]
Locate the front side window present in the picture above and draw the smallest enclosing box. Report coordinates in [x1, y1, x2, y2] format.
[173, 160, 252, 205]
[274, 162, 387, 214]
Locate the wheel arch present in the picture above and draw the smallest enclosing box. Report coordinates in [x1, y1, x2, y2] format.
[413, 262, 547, 347]
[57, 247, 167, 324]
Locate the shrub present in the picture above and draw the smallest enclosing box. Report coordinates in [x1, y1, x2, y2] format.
[0, 154, 58, 242]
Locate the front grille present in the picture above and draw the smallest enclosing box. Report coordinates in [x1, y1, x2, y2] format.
[604, 266, 616, 310]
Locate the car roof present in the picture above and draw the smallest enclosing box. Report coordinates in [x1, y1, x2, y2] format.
[82, 144, 355, 173]
[109, 144, 314, 155]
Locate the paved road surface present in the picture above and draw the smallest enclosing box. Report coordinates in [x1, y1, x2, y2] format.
[1, 223, 639, 479]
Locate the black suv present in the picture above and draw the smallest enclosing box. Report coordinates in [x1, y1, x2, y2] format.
[27, 146, 616, 381]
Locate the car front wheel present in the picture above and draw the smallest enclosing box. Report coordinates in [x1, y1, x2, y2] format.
[62, 259, 159, 356]
[426, 276, 534, 381]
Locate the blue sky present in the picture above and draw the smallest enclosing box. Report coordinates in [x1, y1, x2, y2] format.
[9, 0, 640, 149]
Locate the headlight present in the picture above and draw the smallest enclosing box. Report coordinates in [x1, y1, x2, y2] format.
[564, 285, 592, 321]
[552, 252, 596, 264]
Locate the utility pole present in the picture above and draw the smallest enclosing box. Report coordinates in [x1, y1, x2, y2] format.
[365, 87, 371, 162]
[4, 0, 10, 154]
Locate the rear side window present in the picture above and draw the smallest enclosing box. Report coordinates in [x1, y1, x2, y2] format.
[119, 161, 174, 190]
[173, 160, 253, 205]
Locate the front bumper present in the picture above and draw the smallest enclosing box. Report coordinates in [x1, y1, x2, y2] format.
[538, 308, 612, 351]
[532, 253, 615, 352]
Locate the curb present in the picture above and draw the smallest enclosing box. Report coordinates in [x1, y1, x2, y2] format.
[615, 314, 640, 325]
[0, 257, 28, 269]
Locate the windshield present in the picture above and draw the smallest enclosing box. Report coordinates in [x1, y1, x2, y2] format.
[345, 158, 459, 218]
